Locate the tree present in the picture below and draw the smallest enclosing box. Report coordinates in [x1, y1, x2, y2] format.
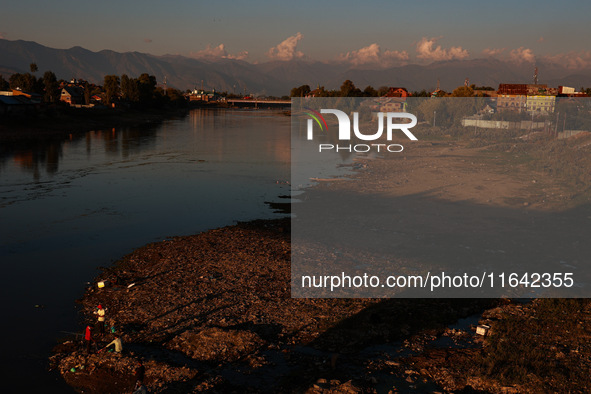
[137, 73, 157, 105]
[340, 80, 361, 97]
[0, 74, 8, 91]
[363, 85, 377, 97]
[120, 74, 139, 102]
[451, 86, 474, 97]
[103, 75, 120, 105]
[42, 71, 59, 103]
[378, 86, 393, 96]
[290, 84, 311, 97]
[30, 63, 38, 73]
[83, 82, 91, 105]
[166, 88, 186, 107]
[9, 73, 37, 92]
[412, 89, 430, 97]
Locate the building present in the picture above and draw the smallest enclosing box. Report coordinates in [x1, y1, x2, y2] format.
[0, 93, 36, 115]
[378, 98, 407, 112]
[498, 84, 528, 95]
[497, 83, 558, 114]
[60, 86, 85, 105]
[497, 94, 526, 112]
[384, 87, 411, 98]
[187, 89, 220, 102]
[558, 86, 588, 97]
[526, 95, 556, 114]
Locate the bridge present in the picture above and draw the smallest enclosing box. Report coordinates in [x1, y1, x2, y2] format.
[226, 99, 291, 108]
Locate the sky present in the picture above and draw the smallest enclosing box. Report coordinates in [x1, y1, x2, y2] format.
[2, 0, 591, 68]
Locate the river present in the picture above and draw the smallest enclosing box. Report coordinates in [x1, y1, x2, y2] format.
[0, 109, 299, 392]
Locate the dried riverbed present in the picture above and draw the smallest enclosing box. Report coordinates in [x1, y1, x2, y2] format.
[52, 133, 591, 393]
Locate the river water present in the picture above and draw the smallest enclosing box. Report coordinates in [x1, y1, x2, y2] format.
[0, 109, 299, 391]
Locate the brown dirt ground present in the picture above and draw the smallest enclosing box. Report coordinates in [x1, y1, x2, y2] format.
[52, 134, 591, 393]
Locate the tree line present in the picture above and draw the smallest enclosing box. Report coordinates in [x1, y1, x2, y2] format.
[0, 63, 62, 103]
[290, 80, 439, 98]
[290, 80, 504, 98]
[103, 73, 185, 108]
[0, 63, 186, 108]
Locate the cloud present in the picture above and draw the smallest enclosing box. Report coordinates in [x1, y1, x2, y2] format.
[144, 38, 153, 43]
[337, 43, 409, 67]
[415, 37, 469, 61]
[482, 47, 505, 57]
[509, 47, 535, 63]
[538, 36, 545, 43]
[266, 33, 304, 61]
[543, 51, 591, 69]
[190, 44, 249, 60]
[0, 32, 5, 39]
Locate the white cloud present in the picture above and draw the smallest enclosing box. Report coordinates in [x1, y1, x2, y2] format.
[416, 37, 469, 62]
[190, 44, 248, 60]
[266, 33, 304, 61]
[543, 51, 591, 69]
[509, 47, 535, 64]
[482, 47, 505, 57]
[337, 43, 409, 67]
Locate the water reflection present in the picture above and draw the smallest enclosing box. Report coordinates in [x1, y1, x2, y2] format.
[0, 109, 292, 392]
[0, 124, 161, 181]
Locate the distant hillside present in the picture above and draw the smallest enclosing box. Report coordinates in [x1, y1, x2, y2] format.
[2, 39, 591, 96]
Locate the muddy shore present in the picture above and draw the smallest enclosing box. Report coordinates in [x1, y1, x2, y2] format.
[52, 131, 591, 393]
[50, 218, 494, 393]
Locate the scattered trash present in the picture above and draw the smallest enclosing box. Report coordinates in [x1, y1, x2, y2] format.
[476, 324, 490, 336]
[97, 280, 110, 289]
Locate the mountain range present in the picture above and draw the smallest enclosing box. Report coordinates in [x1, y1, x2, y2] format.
[2, 39, 591, 96]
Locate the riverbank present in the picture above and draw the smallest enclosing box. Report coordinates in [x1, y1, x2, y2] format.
[0, 106, 188, 142]
[50, 218, 494, 393]
[52, 130, 591, 392]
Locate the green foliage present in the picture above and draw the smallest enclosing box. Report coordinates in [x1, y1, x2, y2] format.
[451, 85, 474, 97]
[362, 85, 378, 97]
[290, 84, 310, 97]
[165, 87, 186, 106]
[412, 89, 430, 97]
[291, 81, 383, 97]
[472, 85, 495, 91]
[42, 71, 59, 103]
[120, 74, 139, 102]
[340, 80, 362, 97]
[83, 82, 91, 105]
[9, 72, 40, 93]
[377, 86, 390, 97]
[137, 73, 157, 104]
[0, 74, 8, 90]
[103, 75, 120, 105]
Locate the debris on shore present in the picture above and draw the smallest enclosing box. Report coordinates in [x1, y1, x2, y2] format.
[51, 219, 493, 393]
